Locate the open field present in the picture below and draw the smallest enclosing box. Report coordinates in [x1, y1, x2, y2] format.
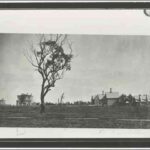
[0, 105, 150, 128]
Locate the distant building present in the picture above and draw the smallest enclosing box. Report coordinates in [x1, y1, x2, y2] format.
[92, 88, 120, 106]
[0, 99, 6, 105]
[105, 88, 120, 106]
[134, 94, 150, 105]
[92, 88, 150, 106]
[16, 93, 33, 106]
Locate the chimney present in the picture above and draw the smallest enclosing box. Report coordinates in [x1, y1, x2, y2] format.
[110, 88, 112, 93]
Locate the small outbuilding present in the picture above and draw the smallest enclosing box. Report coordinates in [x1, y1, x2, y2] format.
[134, 94, 150, 105]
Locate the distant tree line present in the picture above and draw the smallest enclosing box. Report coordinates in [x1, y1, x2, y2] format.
[17, 93, 147, 107]
[45, 100, 91, 105]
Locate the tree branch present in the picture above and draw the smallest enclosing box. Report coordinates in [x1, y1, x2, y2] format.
[24, 34, 73, 106]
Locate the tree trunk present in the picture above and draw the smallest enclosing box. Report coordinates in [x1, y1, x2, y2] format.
[40, 93, 45, 113]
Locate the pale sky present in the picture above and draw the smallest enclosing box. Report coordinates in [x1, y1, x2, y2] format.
[1, 34, 150, 105]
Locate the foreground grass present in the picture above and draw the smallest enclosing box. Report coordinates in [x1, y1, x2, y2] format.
[0, 105, 150, 128]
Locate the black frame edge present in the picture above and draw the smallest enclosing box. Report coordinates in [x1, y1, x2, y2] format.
[0, 138, 150, 147]
[0, 2, 149, 9]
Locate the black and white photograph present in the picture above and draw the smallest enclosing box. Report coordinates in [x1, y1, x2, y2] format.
[1, 33, 150, 129]
[1, 9, 150, 138]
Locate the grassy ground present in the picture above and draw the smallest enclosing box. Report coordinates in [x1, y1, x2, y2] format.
[0, 105, 150, 128]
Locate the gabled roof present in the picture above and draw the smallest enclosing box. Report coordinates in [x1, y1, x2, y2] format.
[105, 92, 120, 99]
[93, 94, 105, 100]
[97, 94, 105, 99]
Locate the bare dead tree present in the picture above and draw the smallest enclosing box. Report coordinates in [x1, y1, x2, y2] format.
[24, 34, 73, 113]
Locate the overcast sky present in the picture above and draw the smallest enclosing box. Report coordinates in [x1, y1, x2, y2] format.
[1, 34, 150, 105]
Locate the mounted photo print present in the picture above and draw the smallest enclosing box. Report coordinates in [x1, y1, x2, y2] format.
[0, 8, 150, 139]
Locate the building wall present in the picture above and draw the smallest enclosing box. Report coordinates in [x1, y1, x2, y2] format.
[107, 99, 118, 106]
[17, 101, 31, 106]
[16, 95, 33, 106]
[94, 99, 99, 105]
[94, 99, 102, 106]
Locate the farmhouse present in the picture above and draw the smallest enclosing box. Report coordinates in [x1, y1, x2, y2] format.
[0, 98, 6, 105]
[16, 93, 33, 106]
[92, 88, 120, 106]
[105, 88, 120, 106]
